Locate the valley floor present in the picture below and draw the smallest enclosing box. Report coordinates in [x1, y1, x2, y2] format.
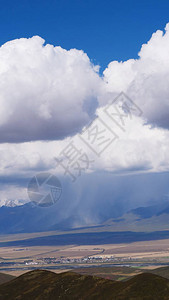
[1, 236, 169, 276]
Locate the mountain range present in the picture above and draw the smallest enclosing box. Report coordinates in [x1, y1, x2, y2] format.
[0, 201, 169, 234]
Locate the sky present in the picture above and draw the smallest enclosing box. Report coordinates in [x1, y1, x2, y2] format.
[1, 0, 169, 70]
[1, 1, 169, 224]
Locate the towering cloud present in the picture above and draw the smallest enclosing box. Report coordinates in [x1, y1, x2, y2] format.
[1, 24, 169, 144]
[0, 36, 101, 143]
[1, 24, 169, 207]
[103, 23, 169, 130]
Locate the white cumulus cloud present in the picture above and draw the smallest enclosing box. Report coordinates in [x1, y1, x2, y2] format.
[0, 36, 101, 142]
[103, 23, 169, 130]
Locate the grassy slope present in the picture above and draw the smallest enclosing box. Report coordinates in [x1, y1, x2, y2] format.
[0, 269, 169, 299]
[73, 266, 142, 281]
[0, 272, 15, 284]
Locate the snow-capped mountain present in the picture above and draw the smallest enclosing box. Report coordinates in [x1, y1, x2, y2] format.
[0, 199, 29, 207]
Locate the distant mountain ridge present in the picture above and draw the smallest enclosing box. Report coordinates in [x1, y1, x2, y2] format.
[128, 202, 169, 219]
[0, 201, 169, 234]
[0, 199, 28, 207]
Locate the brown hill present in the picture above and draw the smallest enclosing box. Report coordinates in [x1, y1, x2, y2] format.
[0, 269, 169, 300]
[118, 272, 169, 299]
[0, 272, 15, 285]
[150, 266, 169, 279]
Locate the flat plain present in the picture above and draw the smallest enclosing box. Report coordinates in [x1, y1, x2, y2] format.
[1, 235, 169, 276]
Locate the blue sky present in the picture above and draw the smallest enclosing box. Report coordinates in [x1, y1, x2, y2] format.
[1, 0, 169, 70]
